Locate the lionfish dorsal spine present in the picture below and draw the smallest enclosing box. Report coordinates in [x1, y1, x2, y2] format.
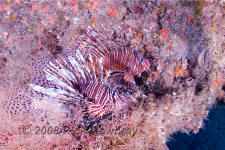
[47, 60, 76, 86]
[98, 57, 103, 82]
[68, 55, 86, 81]
[76, 50, 92, 79]
[86, 26, 111, 55]
[87, 53, 97, 81]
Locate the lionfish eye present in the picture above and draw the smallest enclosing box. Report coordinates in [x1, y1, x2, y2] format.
[112, 90, 116, 97]
[139, 58, 144, 64]
[124, 67, 130, 73]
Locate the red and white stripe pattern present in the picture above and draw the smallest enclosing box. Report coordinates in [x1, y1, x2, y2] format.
[103, 49, 151, 81]
[75, 26, 151, 82]
[29, 50, 128, 118]
[80, 81, 127, 117]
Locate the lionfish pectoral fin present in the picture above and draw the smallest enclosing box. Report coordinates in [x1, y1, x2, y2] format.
[103, 70, 112, 83]
[98, 57, 103, 82]
[86, 103, 106, 118]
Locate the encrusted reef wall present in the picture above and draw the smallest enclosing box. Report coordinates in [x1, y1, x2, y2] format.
[0, 0, 224, 150]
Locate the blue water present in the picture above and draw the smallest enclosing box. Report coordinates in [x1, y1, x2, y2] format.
[167, 106, 225, 150]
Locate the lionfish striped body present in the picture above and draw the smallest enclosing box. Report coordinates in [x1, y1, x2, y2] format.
[29, 50, 128, 118]
[76, 26, 151, 82]
[79, 81, 127, 117]
[102, 49, 150, 81]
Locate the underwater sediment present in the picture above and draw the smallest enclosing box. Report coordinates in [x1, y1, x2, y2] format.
[0, 0, 224, 150]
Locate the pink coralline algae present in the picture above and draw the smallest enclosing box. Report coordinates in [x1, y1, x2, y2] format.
[0, 0, 224, 150]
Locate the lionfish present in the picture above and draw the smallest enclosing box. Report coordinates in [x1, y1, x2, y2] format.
[75, 26, 151, 82]
[29, 50, 128, 118]
[28, 26, 150, 118]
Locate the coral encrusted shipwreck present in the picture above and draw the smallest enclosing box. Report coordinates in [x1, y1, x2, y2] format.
[0, 0, 224, 150]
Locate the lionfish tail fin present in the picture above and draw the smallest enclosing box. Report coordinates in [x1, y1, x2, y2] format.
[2, 85, 33, 115]
[85, 102, 106, 118]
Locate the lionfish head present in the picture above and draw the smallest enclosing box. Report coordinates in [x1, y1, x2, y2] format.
[124, 56, 150, 82]
[123, 66, 135, 82]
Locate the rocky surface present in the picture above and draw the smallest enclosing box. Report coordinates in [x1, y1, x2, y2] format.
[0, 0, 224, 149]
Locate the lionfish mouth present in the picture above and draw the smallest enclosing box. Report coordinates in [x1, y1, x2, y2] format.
[124, 73, 136, 82]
